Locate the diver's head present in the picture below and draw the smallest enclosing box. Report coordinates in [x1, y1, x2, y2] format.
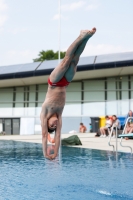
[47, 114, 58, 133]
[129, 110, 133, 117]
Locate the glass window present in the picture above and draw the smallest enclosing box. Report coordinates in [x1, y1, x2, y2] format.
[66, 82, 81, 102]
[13, 108, 24, 116]
[0, 119, 2, 132]
[34, 117, 41, 134]
[0, 88, 13, 108]
[130, 100, 133, 112]
[13, 87, 24, 115]
[66, 82, 81, 92]
[84, 80, 104, 91]
[24, 107, 35, 116]
[29, 85, 36, 107]
[130, 76, 133, 99]
[84, 92, 104, 101]
[66, 92, 81, 101]
[83, 102, 105, 116]
[122, 91, 128, 100]
[121, 77, 128, 100]
[35, 107, 42, 116]
[63, 103, 81, 116]
[15, 87, 24, 107]
[117, 100, 129, 115]
[84, 80, 105, 101]
[0, 108, 13, 117]
[106, 101, 117, 115]
[107, 78, 116, 100]
[38, 84, 47, 106]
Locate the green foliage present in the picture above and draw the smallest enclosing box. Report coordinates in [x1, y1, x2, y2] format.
[33, 50, 66, 62]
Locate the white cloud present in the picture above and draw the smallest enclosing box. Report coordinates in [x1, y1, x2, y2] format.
[0, 14, 7, 26]
[52, 14, 60, 20]
[8, 50, 32, 57]
[52, 1, 86, 21]
[61, 1, 86, 11]
[81, 44, 133, 56]
[62, 44, 133, 57]
[0, 0, 7, 11]
[69, 1, 86, 10]
[85, 4, 98, 11]
[0, 26, 3, 32]
[52, 1, 98, 21]
[1, 50, 38, 65]
[0, 0, 8, 27]
[52, 14, 68, 21]
[9, 27, 27, 35]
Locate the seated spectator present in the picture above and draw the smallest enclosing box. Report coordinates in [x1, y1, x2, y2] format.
[100, 115, 112, 138]
[124, 110, 133, 123]
[124, 110, 133, 140]
[111, 115, 121, 138]
[79, 123, 87, 133]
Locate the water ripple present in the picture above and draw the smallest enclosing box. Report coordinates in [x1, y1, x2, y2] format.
[0, 140, 133, 200]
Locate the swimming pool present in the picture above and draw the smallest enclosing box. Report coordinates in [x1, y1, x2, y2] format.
[0, 140, 133, 200]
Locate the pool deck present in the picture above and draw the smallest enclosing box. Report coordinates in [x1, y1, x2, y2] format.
[0, 133, 133, 153]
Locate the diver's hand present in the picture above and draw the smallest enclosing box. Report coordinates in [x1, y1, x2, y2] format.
[50, 153, 57, 160]
[44, 154, 52, 160]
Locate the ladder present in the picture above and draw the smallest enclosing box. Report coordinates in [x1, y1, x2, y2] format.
[108, 117, 133, 154]
[108, 123, 117, 152]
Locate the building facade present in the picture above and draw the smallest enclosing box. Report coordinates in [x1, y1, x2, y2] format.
[0, 52, 133, 134]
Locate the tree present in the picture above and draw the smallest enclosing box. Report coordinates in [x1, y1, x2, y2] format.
[33, 50, 66, 62]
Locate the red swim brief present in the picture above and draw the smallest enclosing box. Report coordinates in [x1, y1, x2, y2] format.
[48, 76, 70, 87]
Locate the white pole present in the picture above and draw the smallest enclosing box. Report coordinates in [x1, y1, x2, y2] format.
[116, 127, 118, 153]
[116, 127, 118, 162]
[58, 0, 62, 163]
[58, 0, 61, 63]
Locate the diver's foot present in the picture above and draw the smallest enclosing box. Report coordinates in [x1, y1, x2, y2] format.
[80, 27, 96, 39]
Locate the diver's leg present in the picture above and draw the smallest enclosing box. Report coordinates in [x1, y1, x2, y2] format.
[64, 38, 89, 82]
[65, 28, 96, 82]
[100, 127, 104, 135]
[49, 36, 84, 83]
[50, 28, 96, 83]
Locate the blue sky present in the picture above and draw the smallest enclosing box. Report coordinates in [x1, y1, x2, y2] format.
[0, 0, 133, 66]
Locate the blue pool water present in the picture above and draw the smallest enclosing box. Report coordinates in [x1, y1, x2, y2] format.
[0, 141, 133, 200]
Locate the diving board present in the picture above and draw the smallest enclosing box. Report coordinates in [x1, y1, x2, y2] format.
[119, 133, 133, 137]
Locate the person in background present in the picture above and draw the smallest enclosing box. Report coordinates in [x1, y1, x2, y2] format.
[124, 110, 133, 140]
[100, 115, 112, 138]
[79, 123, 87, 133]
[111, 115, 121, 138]
[125, 110, 133, 121]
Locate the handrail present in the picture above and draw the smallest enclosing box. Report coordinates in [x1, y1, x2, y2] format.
[122, 117, 130, 134]
[116, 127, 118, 153]
[120, 137, 132, 154]
[108, 124, 115, 152]
[120, 117, 133, 154]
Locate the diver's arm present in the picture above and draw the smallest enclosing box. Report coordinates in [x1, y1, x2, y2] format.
[40, 110, 51, 160]
[51, 116, 62, 159]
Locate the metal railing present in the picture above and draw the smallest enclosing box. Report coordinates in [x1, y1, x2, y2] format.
[108, 117, 133, 154]
[108, 124, 117, 152]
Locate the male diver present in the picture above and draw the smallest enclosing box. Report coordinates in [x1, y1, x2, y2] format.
[40, 28, 96, 159]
